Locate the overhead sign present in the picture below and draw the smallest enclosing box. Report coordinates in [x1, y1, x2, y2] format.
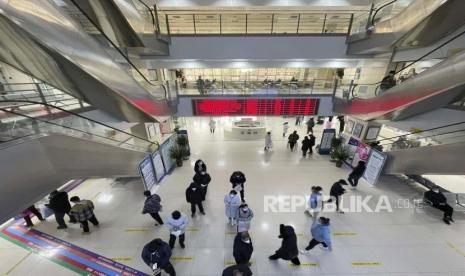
[138, 156, 156, 191]
[192, 99, 319, 116]
[362, 149, 387, 186]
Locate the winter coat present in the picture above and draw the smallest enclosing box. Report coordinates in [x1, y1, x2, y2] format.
[209, 120, 216, 129]
[308, 192, 324, 211]
[48, 191, 71, 213]
[69, 200, 95, 222]
[265, 134, 273, 148]
[306, 119, 315, 128]
[424, 190, 447, 205]
[194, 160, 207, 174]
[230, 171, 246, 190]
[309, 135, 316, 146]
[274, 224, 299, 260]
[224, 193, 241, 218]
[186, 183, 203, 204]
[350, 163, 366, 178]
[222, 264, 252, 276]
[143, 194, 162, 214]
[301, 137, 311, 150]
[233, 233, 253, 264]
[193, 172, 211, 186]
[330, 182, 346, 197]
[141, 238, 172, 269]
[236, 208, 254, 232]
[311, 221, 332, 247]
[166, 213, 188, 234]
[283, 124, 289, 134]
[288, 133, 299, 143]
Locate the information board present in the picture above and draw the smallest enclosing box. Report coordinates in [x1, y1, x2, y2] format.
[160, 135, 176, 174]
[151, 150, 166, 183]
[138, 156, 156, 191]
[318, 128, 336, 155]
[362, 150, 387, 186]
[192, 99, 319, 116]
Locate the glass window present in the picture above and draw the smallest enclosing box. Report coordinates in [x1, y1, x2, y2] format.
[298, 14, 325, 34]
[167, 14, 195, 34]
[194, 14, 220, 34]
[247, 14, 272, 34]
[324, 14, 352, 34]
[221, 14, 246, 34]
[273, 14, 298, 34]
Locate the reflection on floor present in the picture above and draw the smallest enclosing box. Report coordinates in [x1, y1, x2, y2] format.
[1, 117, 465, 275]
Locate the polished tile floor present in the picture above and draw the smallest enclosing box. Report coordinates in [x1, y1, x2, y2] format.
[1, 117, 465, 275]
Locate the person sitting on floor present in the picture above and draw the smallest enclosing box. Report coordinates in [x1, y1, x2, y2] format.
[424, 186, 454, 224]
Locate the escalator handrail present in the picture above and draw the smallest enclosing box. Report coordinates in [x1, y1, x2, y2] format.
[68, 0, 168, 99]
[350, 28, 465, 94]
[371, 0, 399, 26]
[379, 128, 465, 150]
[135, 0, 156, 29]
[376, 121, 465, 143]
[0, 100, 159, 147]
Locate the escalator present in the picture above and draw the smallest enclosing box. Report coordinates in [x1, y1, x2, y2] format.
[334, 29, 465, 121]
[347, 0, 465, 55]
[376, 121, 465, 174]
[0, 101, 156, 223]
[0, 0, 172, 123]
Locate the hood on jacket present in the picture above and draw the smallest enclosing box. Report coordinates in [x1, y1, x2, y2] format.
[147, 238, 164, 252]
[281, 225, 296, 238]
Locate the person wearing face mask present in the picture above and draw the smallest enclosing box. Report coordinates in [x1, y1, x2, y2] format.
[193, 169, 211, 201]
[236, 204, 254, 233]
[300, 217, 332, 254]
[185, 182, 205, 217]
[230, 171, 246, 202]
[305, 186, 324, 220]
[233, 231, 253, 266]
[194, 159, 207, 174]
[141, 238, 175, 276]
[268, 224, 300, 265]
[166, 210, 188, 249]
[225, 190, 241, 226]
[424, 186, 454, 224]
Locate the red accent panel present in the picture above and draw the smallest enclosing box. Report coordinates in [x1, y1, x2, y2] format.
[193, 99, 319, 116]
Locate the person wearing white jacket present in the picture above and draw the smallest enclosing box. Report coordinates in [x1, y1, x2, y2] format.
[166, 210, 188, 249]
[225, 190, 241, 226]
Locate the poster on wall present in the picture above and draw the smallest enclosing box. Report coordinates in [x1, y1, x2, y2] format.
[160, 135, 176, 174]
[352, 123, 364, 138]
[345, 119, 355, 134]
[151, 150, 166, 183]
[365, 126, 381, 140]
[351, 142, 371, 168]
[362, 150, 387, 186]
[318, 128, 336, 155]
[138, 156, 156, 191]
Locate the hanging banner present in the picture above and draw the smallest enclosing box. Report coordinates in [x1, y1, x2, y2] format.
[138, 156, 156, 191]
[318, 128, 336, 155]
[362, 150, 387, 186]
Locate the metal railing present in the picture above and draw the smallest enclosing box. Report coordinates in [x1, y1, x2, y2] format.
[165, 12, 354, 35]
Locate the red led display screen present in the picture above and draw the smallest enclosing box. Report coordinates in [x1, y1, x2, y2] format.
[192, 98, 319, 116]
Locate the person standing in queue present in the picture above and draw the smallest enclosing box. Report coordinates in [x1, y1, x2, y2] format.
[69, 196, 99, 234]
[268, 224, 300, 265]
[233, 231, 253, 266]
[193, 169, 211, 201]
[222, 264, 252, 276]
[47, 189, 75, 229]
[166, 210, 188, 249]
[288, 131, 300, 152]
[225, 190, 241, 226]
[230, 171, 246, 202]
[142, 191, 164, 226]
[301, 136, 311, 157]
[348, 161, 366, 188]
[141, 238, 176, 276]
[327, 180, 348, 213]
[300, 217, 332, 254]
[185, 182, 205, 217]
[194, 159, 207, 174]
[236, 204, 253, 233]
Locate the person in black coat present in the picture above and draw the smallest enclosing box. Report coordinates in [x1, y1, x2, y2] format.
[337, 116, 345, 134]
[308, 134, 316, 154]
[230, 171, 246, 202]
[269, 224, 300, 265]
[141, 238, 175, 276]
[348, 161, 366, 187]
[327, 179, 348, 213]
[194, 159, 207, 174]
[301, 136, 311, 157]
[47, 190, 76, 229]
[424, 186, 454, 224]
[193, 171, 211, 201]
[186, 182, 205, 217]
[288, 131, 300, 151]
[233, 231, 253, 265]
[222, 264, 252, 276]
